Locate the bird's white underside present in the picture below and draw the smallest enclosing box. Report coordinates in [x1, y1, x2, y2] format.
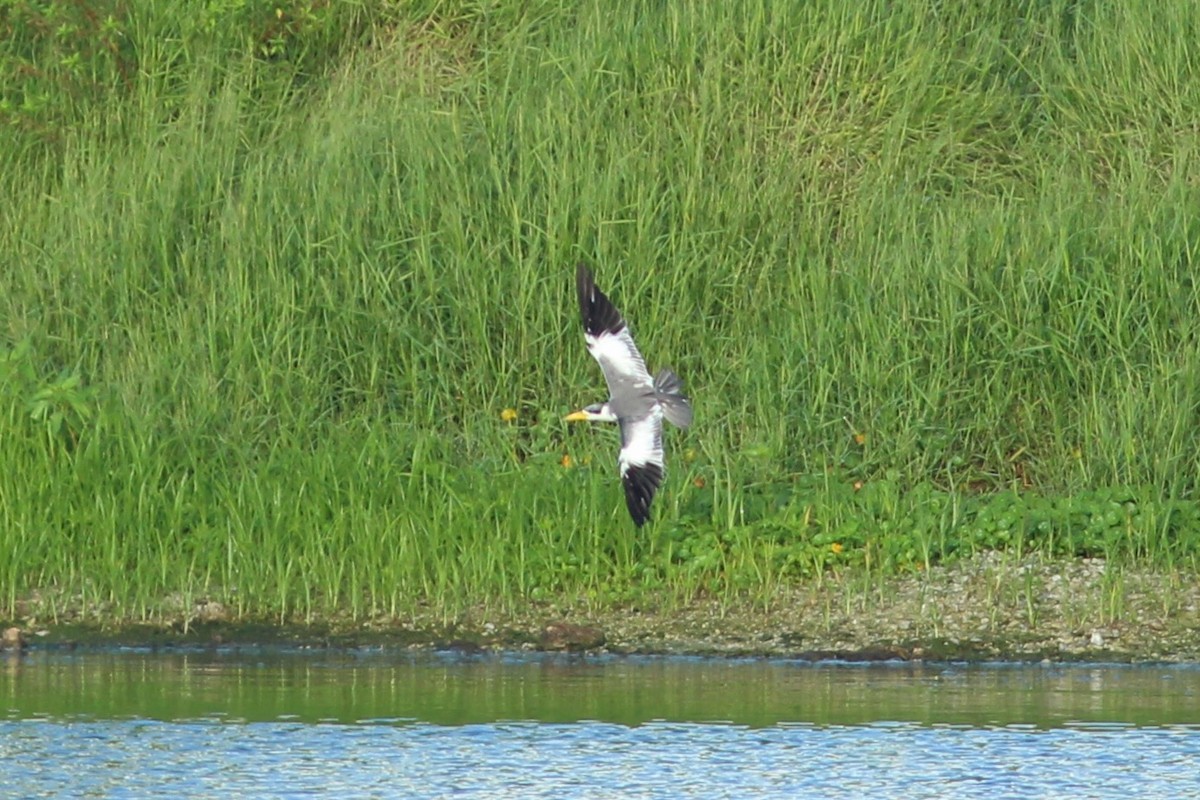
[618, 408, 665, 476]
[584, 329, 653, 387]
[584, 326, 663, 477]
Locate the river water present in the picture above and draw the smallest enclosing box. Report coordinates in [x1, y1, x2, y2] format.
[3, 649, 1199, 797]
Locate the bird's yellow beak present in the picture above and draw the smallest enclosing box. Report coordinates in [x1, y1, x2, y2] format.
[563, 410, 589, 422]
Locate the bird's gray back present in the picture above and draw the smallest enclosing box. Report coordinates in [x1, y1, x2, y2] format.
[606, 374, 656, 420]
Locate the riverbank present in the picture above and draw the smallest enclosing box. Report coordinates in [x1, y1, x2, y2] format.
[7, 553, 1198, 662]
[7, 4, 1200, 659]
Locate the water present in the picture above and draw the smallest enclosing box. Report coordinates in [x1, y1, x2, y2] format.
[4, 650, 1200, 798]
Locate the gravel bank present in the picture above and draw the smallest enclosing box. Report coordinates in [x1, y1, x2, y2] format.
[6, 554, 1199, 661]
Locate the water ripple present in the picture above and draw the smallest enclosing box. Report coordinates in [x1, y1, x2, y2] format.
[4, 718, 1200, 799]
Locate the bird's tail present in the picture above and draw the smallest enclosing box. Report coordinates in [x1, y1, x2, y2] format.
[653, 368, 693, 429]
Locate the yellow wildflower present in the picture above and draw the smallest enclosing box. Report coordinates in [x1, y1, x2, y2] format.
[500, 407, 518, 422]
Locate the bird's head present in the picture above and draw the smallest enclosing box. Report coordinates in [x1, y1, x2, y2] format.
[564, 402, 618, 423]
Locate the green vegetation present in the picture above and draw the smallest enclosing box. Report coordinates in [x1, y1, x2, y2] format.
[3, 0, 1199, 625]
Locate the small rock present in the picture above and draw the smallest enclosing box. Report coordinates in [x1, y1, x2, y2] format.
[195, 600, 228, 623]
[539, 621, 606, 652]
[1, 627, 24, 651]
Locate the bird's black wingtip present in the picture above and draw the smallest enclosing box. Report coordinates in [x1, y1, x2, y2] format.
[622, 462, 663, 527]
[576, 263, 595, 322]
[575, 263, 625, 337]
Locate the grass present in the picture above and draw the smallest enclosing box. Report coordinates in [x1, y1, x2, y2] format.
[2, 0, 1200, 625]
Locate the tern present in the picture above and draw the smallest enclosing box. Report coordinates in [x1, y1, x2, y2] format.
[565, 263, 692, 526]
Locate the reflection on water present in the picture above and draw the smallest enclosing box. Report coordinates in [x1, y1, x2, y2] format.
[4, 649, 1199, 727]
[3, 651, 1200, 798]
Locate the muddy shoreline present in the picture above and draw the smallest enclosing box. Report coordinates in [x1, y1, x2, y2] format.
[6, 554, 1200, 662]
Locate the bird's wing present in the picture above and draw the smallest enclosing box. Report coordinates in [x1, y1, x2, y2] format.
[618, 408, 665, 527]
[577, 263, 653, 394]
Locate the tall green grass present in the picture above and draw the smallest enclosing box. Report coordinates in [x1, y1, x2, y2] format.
[2, 0, 1200, 622]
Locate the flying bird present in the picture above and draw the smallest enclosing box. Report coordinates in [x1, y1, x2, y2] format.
[565, 263, 692, 526]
